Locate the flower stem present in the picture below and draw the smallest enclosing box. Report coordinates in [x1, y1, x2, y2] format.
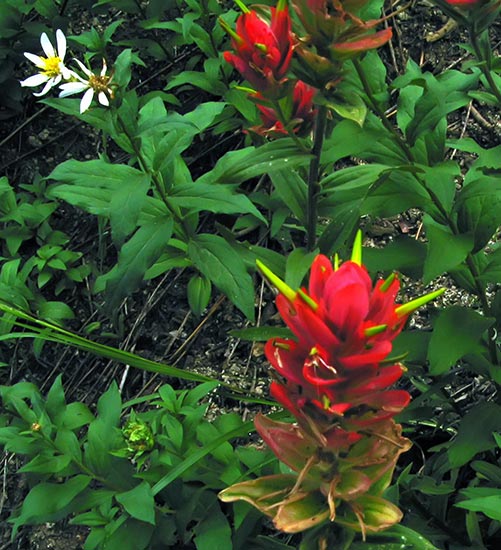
[306, 104, 328, 251]
[467, 28, 501, 104]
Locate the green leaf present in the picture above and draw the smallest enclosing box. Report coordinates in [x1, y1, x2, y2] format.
[188, 234, 255, 321]
[427, 306, 494, 375]
[10, 475, 91, 537]
[116, 482, 156, 525]
[170, 182, 266, 222]
[364, 237, 427, 278]
[187, 275, 212, 317]
[197, 140, 311, 186]
[423, 216, 474, 284]
[48, 160, 150, 229]
[37, 301, 75, 322]
[456, 495, 501, 521]
[320, 91, 367, 126]
[193, 503, 232, 550]
[285, 248, 317, 289]
[229, 326, 293, 341]
[448, 402, 501, 468]
[95, 217, 173, 312]
[269, 169, 307, 226]
[457, 190, 501, 253]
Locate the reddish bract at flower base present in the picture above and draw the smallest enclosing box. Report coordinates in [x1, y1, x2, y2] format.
[250, 80, 317, 137]
[222, 2, 293, 95]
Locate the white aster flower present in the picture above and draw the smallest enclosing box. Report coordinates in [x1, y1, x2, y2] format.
[59, 59, 114, 114]
[20, 29, 70, 97]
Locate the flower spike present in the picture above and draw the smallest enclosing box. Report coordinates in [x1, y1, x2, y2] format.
[256, 259, 297, 302]
[395, 288, 445, 317]
[351, 230, 363, 266]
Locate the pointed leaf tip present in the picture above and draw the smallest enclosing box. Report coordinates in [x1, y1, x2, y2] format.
[256, 259, 297, 302]
[395, 288, 445, 317]
[234, 0, 251, 13]
[351, 230, 363, 266]
[364, 324, 388, 337]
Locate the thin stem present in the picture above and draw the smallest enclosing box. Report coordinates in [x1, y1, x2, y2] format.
[354, 58, 499, 364]
[353, 58, 414, 161]
[307, 104, 328, 251]
[272, 100, 311, 154]
[114, 112, 190, 241]
[468, 28, 501, 104]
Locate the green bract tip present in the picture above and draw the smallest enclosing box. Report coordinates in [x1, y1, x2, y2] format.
[351, 230, 363, 266]
[364, 324, 388, 337]
[395, 288, 445, 317]
[234, 0, 250, 13]
[256, 259, 297, 302]
[333, 253, 340, 271]
[219, 17, 242, 43]
[277, 0, 288, 10]
[298, 289, 318, 311]
[380, 272, 397, 292]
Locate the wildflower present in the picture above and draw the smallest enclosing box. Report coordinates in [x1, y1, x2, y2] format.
[59, 59, 113, 114]
[20, 29, 71, 97]
[257, 233, 444, 429]
[251, 80, 317, 137]
[221, 0, 293, 96]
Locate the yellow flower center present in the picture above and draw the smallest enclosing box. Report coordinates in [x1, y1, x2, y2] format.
[89, 74, 112, 94]
[42, 56, 62, 77]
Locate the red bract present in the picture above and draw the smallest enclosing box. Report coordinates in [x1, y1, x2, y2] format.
[222, 2, 293, 95]
[444, 0, 479, 5]
[265, 255, 410, 426]
[251, 80, 317, 137]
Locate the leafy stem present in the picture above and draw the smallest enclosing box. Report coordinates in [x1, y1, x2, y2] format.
[306, 103, 328, 251]
[467, 27, 501, 104]
[114, 111, 190, 240]
[354, 58, 499, 363]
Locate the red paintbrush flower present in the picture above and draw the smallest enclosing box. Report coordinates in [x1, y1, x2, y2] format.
[221, 0, 293, 96]
[258, 232, 444, 428]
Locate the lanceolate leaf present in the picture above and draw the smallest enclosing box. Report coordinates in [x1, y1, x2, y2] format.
[427, 306, 494, 375]
[188, 234, 255, 321]
[169, 182, 266, 222]
[95, 217, 173, 311]
[423, 216, 474, 284]
[448, 402, 501, 468]
[196, 140, 312, 186]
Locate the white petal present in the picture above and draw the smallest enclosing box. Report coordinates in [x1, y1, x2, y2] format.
[60, 64, 73, 80]
[74, 58, 93, 78]
[59, 82, 88, 97]
[24, 52, 45, 69]
[98, 92, 109, 106]
[100, 59, 108, 76]
[20, 73, 49, 87]
[33, 79, 55, 97]
[40, 32, 56, 58]
[56, 29, 66, 60]
[80, 88, 94, 113]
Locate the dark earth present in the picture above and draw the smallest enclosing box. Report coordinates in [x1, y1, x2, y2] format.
[0, 1, 500, 548]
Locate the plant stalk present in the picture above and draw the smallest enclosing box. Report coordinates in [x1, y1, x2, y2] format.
[354, 59, 499, 364]
[467, 28, 501, 104]
[306, 104, 328, 251]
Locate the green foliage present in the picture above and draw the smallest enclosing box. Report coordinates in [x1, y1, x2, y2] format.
[2, 0, 501, 547]
[0, 377, 278, 548]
